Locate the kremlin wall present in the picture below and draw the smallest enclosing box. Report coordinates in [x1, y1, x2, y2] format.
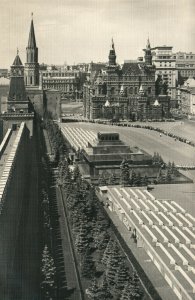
[0, 123, 31, 298]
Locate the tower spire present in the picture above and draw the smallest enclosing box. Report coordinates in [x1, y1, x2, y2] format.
[146, 37, 151, 49]
[25, 14, 39, 86]
[108, 38, 116, 66]
[111, 37, 115, 50]
[28, 13, 36, 48]
[143, 37, 152, 66]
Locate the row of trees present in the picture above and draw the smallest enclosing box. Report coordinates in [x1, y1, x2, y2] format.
[43, 113, 69, 163]
[157, 161, 178, 184]
[120, 159, 149, 187]
[39, 153, 57, 299]
[56, 153, 144, 298]
[37, 121, 58, 300]
[43, 116, 146, 299]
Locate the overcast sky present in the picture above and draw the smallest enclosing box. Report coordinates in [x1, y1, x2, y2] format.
[0, 0, 194, 68]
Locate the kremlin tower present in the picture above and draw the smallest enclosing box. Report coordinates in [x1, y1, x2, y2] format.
[24, 13, 39, 87]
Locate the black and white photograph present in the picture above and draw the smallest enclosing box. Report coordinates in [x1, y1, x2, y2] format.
[0, 0, 194, 299]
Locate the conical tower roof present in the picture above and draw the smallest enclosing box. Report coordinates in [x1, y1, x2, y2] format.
[12, 50, 23, 66]
[28, 15, 36, 48]
[108, 38, 116, 66]
[146, 37, 151, 50]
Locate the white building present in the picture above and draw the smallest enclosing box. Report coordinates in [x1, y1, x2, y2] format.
[152, 46, 177, 100]
[178, 77, 195, 115]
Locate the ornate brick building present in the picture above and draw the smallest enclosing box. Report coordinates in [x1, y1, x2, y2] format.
[83, 39, 170, 120]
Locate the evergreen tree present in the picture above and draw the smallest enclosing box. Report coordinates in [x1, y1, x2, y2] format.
[73, 163, 81, 183]
[98, 172, 107, 186]
[130, 170, 137, 186]
[99, 274, 113, 299]
[120, 159, 130, 186]
[106, 243, 123, 286]
[62, 164, 72, 194]
[93, 227, 110, 250]
[157, 168, 164, 183]
[171, 161, 177, 176]
[166, 168, 172, 183]
[120, 282, 131, 300]
[81, 249, 96, 279]
[152, 152, 157, 165]
[168, 160, 171, 168]
[75, 224, 89, 254]
[129, 272, 143, 300]
[108, 172, 118, 185]
[135, 172, 141, 186]
[141, 175, 148, 186]
[101, 238, 114, 265]
[41, 245, 56, 298]
[115, 261, 130, 291]
[86, 278, 100, 300]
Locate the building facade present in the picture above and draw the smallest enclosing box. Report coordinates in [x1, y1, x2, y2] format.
[173, 52, 195, 85]
[40, 70, 81, 101]
[83, 39, 170, 120]
[152, 46, 177, 100]
[178, 78, 195, 115]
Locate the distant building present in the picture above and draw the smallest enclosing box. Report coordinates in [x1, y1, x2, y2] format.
[0, 69, 8, 77]
[178, 77, 195, 115]
[40, 69, 82, 101]
[173, 52, 195, 84]
[0, 77, 9, 114]
[83, 39, 170, 121]
[152, 46, 177, 100]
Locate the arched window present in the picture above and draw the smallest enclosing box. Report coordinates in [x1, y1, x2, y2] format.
[110, 87, 115, 95]
[129, 87, 133, 94]
[30, 76, 32, 85]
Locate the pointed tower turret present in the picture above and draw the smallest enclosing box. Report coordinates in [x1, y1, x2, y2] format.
[143, 38, 152, 66]
[8, 49, 27, 102]
[25, 13, 39, 87]
[108, 38, 116, 66]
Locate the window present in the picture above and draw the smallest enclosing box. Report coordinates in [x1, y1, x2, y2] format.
[148, 87, 152, 94]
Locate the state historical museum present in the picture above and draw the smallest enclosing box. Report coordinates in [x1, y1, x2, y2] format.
[83, 39, 170, 121]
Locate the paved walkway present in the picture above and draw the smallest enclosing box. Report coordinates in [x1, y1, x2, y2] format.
[56, 187, 83, 300]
